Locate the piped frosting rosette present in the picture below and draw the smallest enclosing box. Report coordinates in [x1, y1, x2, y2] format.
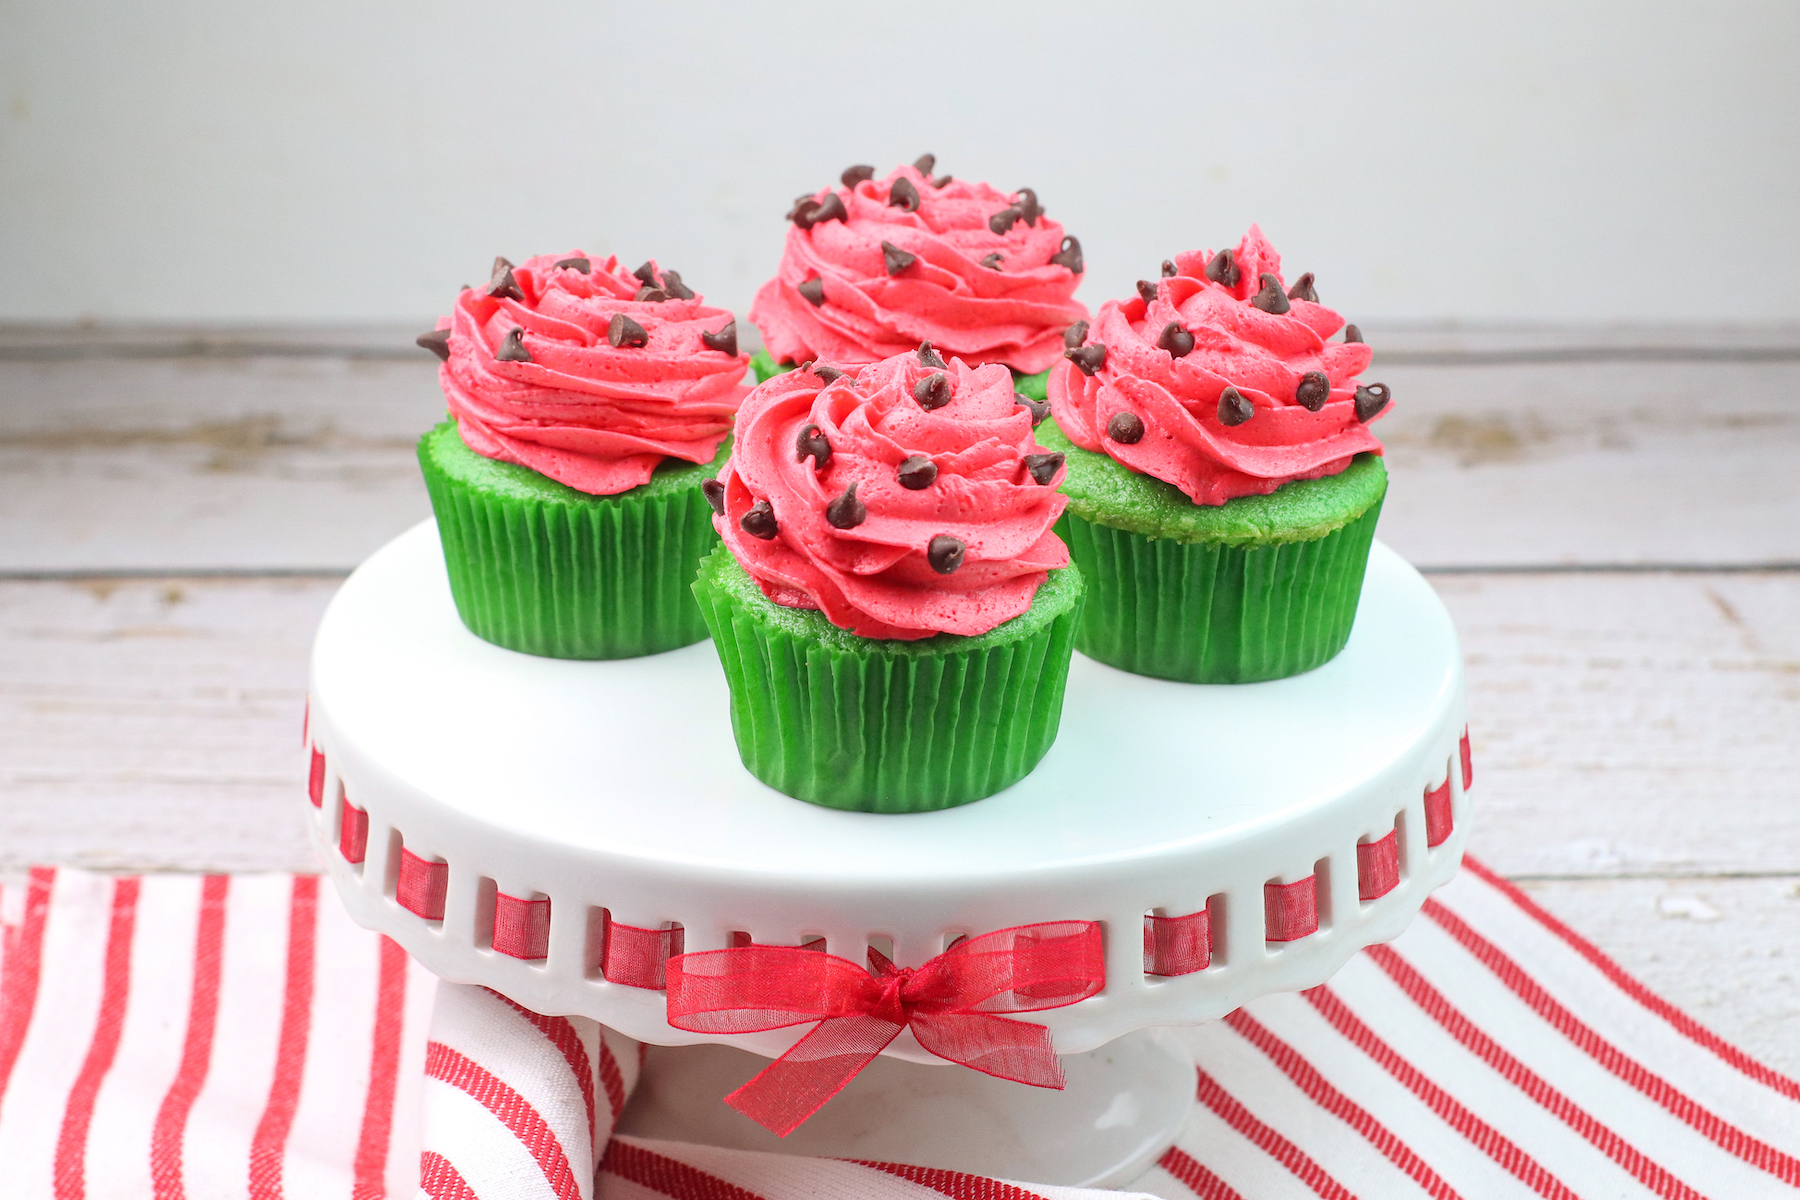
[749, 156, 1089, 375]
[429, 252, 750, 496]
[1049, 225, 1389, 507]
[712, 345, 1071, 641]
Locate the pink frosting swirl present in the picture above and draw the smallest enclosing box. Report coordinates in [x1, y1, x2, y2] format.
[749, 163, 1089, 375]
[433, 252, 751, 495]
[1048, 226, 1388, 506]
[715, 350, 1070, 640]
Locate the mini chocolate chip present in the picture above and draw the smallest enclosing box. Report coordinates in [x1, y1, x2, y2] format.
[797, 277, 826, 307]
[1161, 259, 1177, 278]
[913, 153, 937, 175]
[492, 255, 515, 275]
[1218, 386, 1255, 426]
[826, 483, 866, 529]
[988, 206, 1023, 235]
[1250, 273, 1291, 315]
[841, 164, 876, 188]
[486, 263, 524, 302]
[898, 454, 938, 489]
[882, 240, 917, 275]
[632, 261, 660, 287]
[1287, 272, 1318, 303]
[1295, 370, 1331, 412]
[608, 313, 649, 348]
[1066, 343, 1107, 375]
[979, 252, 1004, 270]
[1015, 394, 1051, 425]
[913, 371, 952, 410]
[740, 499, 779, 540]
[700, 320, 738, 356]
[554, 257, 591, 274]
[1050, 235, 1084, 273]
[634, 286, 669, 302]
[1157, 322, 1195, 358]
[416, 328, 451, 361]
[660, 269, 695, 300]
[1354, 383, 1391, 423]
[1023, 452, 1065, 485]
[927, 534, 965, 575]
[1106, 411, 1144, 443]
[1063, 320, 1090, 349]
[1343, 324, 1363, 344]
[789, 196, 822, 226]
[496, 327, 532, 362]
[1016, 187, 1042, 226]
[1137, 279, 1159, 305]
[888, 176, 920, 212]
[811, 193, 848, 225]
[795, 423, 831, 469]
[917, 341, 947, 369]
[809, 362, 845, 383]
[931, 174, 953, 188]
[701, 478, 726, 515]
[1204, 248, 1239, 288]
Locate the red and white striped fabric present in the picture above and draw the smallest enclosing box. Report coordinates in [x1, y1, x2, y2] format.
[4, 859, 1798, 1200]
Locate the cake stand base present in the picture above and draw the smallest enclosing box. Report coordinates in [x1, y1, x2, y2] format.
[616, 1029, 1196, 1189]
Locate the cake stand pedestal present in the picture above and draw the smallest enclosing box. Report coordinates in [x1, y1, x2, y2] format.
[304, 521, 1469, 1188]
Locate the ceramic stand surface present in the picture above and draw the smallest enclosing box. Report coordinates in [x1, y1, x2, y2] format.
[305, 520, 1470, 1183]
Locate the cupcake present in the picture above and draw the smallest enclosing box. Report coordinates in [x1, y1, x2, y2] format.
[416, 252, 751, 659]
[1044, 226, 1391, 684]
[693, 344, 1086, 812]
[748, 154, 1088, 402]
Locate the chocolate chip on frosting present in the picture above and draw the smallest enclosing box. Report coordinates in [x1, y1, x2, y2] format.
[1015, 394, 1051, 425]
[1218, 386, 1255, 426]
[931, 174, 953, 188]
[1106, 411, 1144, 443]
[1293, 370, 1330, 412]
[917, 341, 947, 369]
[1354, 383, 1391, 423]
[632, 261, 660, 287]
[1136, 279, 1159, 305]
[660, 269, 695, 300]
[554, 257, 591, 274]
[1066, 343, 1107, 376]
[1161, 259, 1177, 278]
[1287, 272, 1318, 303]
[888, 176, 921, 212]
[1343, 324, 1363, 344]
[634, 286, 669, 303]
[1157, 322, 1195, 358]
[927, 534, 966, 575]
[702, 478, 726, 515]
[1250, 273, 1291, 315]
[740, 499, 779, 540]
[1063, 320, 1090, 349]
[416, 328, 451, 361]
[809, 362, 846, 383]
[1050, 236, 1084, 273]
[841, 164, 876, 188]
[700, 320, 738, 356]
[912, 153, 937, 175]
[898, 455, 938, 489]
[1204, 248, 1239, 288]
[486, 261, 524, 302]
[826, 483, 866, 529]
[1023, 452, 1065, 485]
[1016, 188, 1042, 226]
[789, 196, 822, 227]
[882, 241, 917, 275]
[810, 193, 848, 225]
[607, 313, 649, 348]
[496, 327, 532, 362]
[492, 255, 515, 275]
[797, 277, 826, 307]
[795, 423, 832, 469]
[988, 206, 1023, 235]
[979, 252, 1004, 270]
[913, 371, 952, 410]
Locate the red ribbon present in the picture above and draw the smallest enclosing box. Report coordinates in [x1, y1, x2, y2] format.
[664, 921, 1106, 1136]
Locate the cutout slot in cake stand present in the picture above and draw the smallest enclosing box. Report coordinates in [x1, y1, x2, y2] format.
[305, 521, 1469, 1187]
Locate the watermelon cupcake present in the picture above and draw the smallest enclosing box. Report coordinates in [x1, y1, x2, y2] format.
[1045, 226, 1391, 684]
[416, 252, 751, 659]
[748, 154, 1088, 403]
[694, 344, 1085, 812]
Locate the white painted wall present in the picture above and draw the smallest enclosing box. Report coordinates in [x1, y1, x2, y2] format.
[3, 2, 1795, 326]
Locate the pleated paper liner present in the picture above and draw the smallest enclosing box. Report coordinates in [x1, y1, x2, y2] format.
[692, 547, 1086, 813]
[1038, 419, 1388, 684]
[749, 348, 1051, 399]
[418, 420, 726, 660]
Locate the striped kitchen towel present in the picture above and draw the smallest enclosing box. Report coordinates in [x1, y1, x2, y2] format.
[2, 858, 1797, 1199]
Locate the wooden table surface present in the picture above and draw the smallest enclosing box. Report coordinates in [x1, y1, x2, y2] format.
[3, 322, 1796, 1072]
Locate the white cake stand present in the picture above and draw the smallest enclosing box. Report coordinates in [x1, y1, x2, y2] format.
[305, 521, 1469, 1187]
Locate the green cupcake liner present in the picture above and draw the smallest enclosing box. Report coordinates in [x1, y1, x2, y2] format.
[418, 420, 726, 660]
[692, 547, 1086, 812]
[749, 349, 1051, 401]
[1037, 419, 1387, 684]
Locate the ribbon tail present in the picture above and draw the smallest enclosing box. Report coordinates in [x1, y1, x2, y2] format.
[910, 1012, 1067, 1090]
[723, 1013, 905, 1137]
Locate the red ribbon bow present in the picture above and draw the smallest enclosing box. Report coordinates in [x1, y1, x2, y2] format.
[664, 921, 1106, 1136]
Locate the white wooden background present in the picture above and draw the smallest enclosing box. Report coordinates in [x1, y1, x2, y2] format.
[1, 324, 1796, 1071]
